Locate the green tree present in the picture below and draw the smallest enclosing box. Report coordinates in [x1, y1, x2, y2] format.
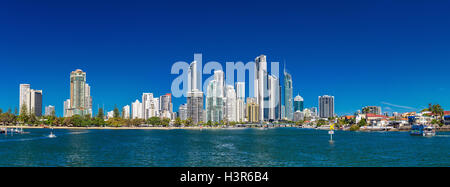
[18, 104, 29, 125]
[113, 105, 120, 118]
[148, 117, 161, 126]
[97, 108, 104, 119]
[174, 117, 182, 127]
[358, 118, 367, 127]
[71, 115, 83, 127]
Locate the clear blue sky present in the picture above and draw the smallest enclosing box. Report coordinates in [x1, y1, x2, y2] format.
[1, 0, 449, 116]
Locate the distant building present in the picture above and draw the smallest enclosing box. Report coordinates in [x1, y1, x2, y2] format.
[187, 89, 204, 124]
[246, 98, 259, 123]
[224, 85, 237, 122]
[268, 75, 281, 121]
[319, 95, 334, 118]
[293, 110, 304, 122]
[122, 105, 130, 119]
[131, 100, 143, 119]
[107, 111, 114, 119]
[294, 94, 304, 112]
[45, 105, 55, 116]
[205, 70, 225, 122]
[235, 82, 246, 122]
[362, 106, 382, 115]
[178, 104, 188, 120]
[160, 93, 173, 119]
[284, 70, 293, 120]
[19, 84, 43, 116]
[69, 69, 92, 116]
[255, 55, 268, 122]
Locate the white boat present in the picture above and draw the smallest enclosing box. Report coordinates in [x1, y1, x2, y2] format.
[48, 129, 57, 138]
[423, 126, 436, 137]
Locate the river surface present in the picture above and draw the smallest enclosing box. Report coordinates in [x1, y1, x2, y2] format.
[0, 128, 449, 167]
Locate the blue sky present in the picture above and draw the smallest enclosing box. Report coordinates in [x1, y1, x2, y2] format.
[0, 0, 449, 116]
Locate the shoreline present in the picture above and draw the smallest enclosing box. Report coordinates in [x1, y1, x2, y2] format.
[2, 125, 450, 132]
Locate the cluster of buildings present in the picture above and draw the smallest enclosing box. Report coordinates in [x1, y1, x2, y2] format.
[18, 55, 339, 125]
[176, 54, 336, 125]
[123, 93, 174, 120]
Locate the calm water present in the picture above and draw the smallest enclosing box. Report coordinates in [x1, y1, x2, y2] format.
[0, 128, 449, 167]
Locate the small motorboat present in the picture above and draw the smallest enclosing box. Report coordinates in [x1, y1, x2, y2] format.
[423, 126, 436, 137]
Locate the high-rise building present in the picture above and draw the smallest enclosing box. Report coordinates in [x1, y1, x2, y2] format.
[63, 99, 71, 117]
[268, 75, 281, 121]
[294, 94, 304, 112]
[45, 105, 55, 116]
[131, 99, 143, 119]
[187, 61, 201, 92]
[122, 105, 130, 119]
[205, 70, 225, 122]
[19, 84, 43, 116]
[284, 70, 293, 120]
[187, 89, 203, 124]
[225, 85, 237, 122]
[142, 93, 159, 119]
[362, 106, 382, 115]
[178, 104, 188, 120]
[255, 55, 269, 122]
[319, 95, 334, 118]
[30, 89, 43, 117]
[19, 84, 31, 115]
[160, 93, 173, 119]
[235, 82, 246, 122]
[246, 98, 259, 123]
[69, 69, 91, 116]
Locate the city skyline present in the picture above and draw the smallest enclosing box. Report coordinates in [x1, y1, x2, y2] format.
[1, 0, 449, 116]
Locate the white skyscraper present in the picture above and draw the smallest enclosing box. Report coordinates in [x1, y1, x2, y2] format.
[225, 85, 237, 122]
[188, 61, 201, 92]
[122, 105, 130, 119]
[19, 84, 31, 115]
[142, 93, 154, 120]
[235, 82, 246, 122]
[255, 55, 268, 122]
[206, 70, 225, 122]
[132, 100, 143, 119]
[268, 75, 280, 121]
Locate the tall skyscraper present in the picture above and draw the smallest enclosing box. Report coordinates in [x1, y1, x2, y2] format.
[268, 75, 281, 121]
[205, 70, 225, 122]
[19, 84, 31, 115]
[131, 99, 143, 119]
[255, 55, 268, 122]
[319, 95, 335, 118]
[284, 70, 293, 120]
[235, 82, 246, 122]
[30, 89, 43, 117]
[294, 94, 304, 112]
[187, 61, 202, 92]
[19, 84, 43, 116]
[69, 69, 91, 116]
[225, 85, 237, 122]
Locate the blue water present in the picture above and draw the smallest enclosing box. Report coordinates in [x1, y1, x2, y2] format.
[0, 128, 449, 167]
